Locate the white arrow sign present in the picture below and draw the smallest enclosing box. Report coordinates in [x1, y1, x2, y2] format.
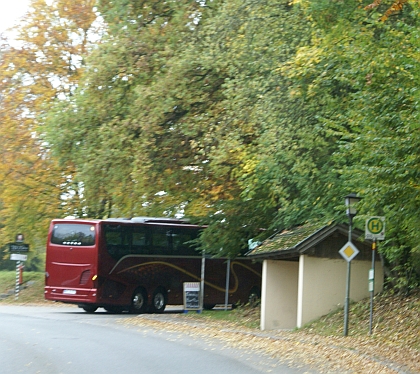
[10, 253, 27, 261]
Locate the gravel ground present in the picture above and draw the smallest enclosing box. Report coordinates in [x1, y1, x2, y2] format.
[121, 312, 419, 374]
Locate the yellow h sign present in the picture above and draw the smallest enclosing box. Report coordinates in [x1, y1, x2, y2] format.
[365, 217, 385, 240]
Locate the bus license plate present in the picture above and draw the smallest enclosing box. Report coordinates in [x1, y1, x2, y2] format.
[63, 289, 76, 295]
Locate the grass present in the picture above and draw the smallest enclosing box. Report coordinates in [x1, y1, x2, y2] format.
[302, 289, 420, 350]
[0, 271, 46, 304]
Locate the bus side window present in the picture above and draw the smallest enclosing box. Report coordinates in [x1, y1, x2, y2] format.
[105, 231, 120, 257]
[104, 225, 130, 259]
[172, 228, 198, 256]
[132, 230, 148, 254]
[151, 227, 170, 255]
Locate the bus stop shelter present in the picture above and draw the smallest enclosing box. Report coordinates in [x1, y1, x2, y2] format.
[247, 223, 384, 330]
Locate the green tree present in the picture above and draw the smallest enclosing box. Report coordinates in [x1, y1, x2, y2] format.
[42, 0, 420, 291]
[45, 0, 217, 218]
[283, 0, 420, 291]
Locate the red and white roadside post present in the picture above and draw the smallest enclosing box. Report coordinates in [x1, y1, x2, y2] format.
[10, 233, 29, 300]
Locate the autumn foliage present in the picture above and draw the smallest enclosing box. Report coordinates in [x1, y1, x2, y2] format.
[0, 0, 100, 267]
[0, 0, 419, 292]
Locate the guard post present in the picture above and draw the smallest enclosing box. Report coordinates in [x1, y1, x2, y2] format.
[9, 233, 29, 300]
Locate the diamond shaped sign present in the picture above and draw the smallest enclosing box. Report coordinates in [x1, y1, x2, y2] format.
[339, 241, 359, 262]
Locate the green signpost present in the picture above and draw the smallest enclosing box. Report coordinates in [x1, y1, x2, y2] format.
[365, 216, 385, 335]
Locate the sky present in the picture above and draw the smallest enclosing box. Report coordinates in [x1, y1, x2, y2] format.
[0, 0, 30, 33]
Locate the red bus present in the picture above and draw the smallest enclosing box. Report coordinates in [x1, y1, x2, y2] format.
[45, 217, 262, 313]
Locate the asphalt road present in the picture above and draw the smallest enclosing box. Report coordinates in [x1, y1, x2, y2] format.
[0, 305, 309, 374]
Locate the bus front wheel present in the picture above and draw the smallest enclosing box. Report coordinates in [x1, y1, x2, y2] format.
[104, 306, 124, 314]
[150, 287, 167, 314]
[81, 305, 98, 313]
[130, 287, 148, 314]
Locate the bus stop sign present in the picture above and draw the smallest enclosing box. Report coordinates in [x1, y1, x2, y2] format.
[9, 243, 30, 252]
[365, 216, 385, 240]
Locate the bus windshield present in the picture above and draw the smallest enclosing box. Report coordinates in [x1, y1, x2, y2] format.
[51, 223, 96, 246]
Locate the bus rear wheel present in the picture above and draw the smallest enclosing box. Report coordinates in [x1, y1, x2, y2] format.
[150, 287, 167, 314]
[130, 287, 148, 314]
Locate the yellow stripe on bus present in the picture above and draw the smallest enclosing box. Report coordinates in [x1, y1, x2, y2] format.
[114, 260, 261, 293]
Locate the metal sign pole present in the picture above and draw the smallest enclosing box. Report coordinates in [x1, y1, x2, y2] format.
[344, 216, 353, 336]
[224, 259, 231, 311]
[365, 217, 385, 335]
[200, 251, 206, 311]
[369, 239, 376, 335]
[344, 260, 351, 336]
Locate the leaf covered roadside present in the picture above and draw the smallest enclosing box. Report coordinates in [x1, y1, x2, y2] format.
[1, 273, 419, 372]
[123, 290, 420, 373]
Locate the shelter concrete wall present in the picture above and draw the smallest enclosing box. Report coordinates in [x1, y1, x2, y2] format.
[297, 255, 384, 327]
[260, 260, 299, 330]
